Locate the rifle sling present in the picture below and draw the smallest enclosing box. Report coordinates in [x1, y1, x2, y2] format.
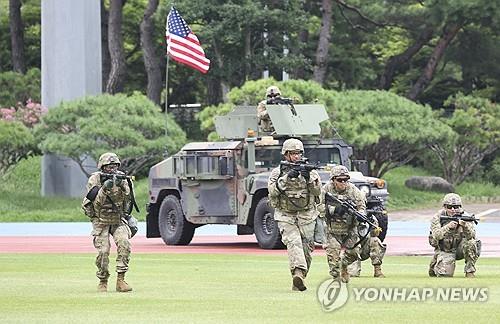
[126, 178, 140, 213]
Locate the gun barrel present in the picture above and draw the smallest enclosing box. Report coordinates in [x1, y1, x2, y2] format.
[325, 193, 379, 228]
[280, 161, 324, 171]
[100, 172, 132, 180]
[440, 215, 479, 224]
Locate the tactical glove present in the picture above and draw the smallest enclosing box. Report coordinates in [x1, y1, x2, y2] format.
[114, 176, 123, 187]
[300, 169, 310, 181]
[103, 179, 114, 190]
[333, 205, 346, 217]
[446, 221, 458, 230]
[287, 169, 300, 178]
[373, 226, 383, 237]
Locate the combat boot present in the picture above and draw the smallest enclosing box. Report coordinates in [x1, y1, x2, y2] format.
[97, 279, 108, 292]
[340, 267, 350, 283]
[428, 268, 436, 277]
[116, 273, 132, 292]
[292, 268, 307, 291]
[374, 265, 385, 278]
[465, 272, 475, 278]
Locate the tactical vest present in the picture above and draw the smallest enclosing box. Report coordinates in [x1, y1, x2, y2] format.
[326, 193, 357, 236]
[276, 168, 314, 213]
[86, 174, 129, 225]
[439, 216, 464, 253]
[98, 192, 125, 225]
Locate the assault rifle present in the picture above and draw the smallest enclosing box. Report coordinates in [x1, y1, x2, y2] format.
[440, 212, 479, 225]
[280, 159, 324, 173]
[99, 172, 134, 182]
[324, 192, 381, 231]
[98, 171, 140, 213]
[266, 96, 297, 116]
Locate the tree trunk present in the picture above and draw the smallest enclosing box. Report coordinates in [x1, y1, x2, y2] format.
[208, 39, 224, 104]
[378, 27, 434, 90]
[407, 22, 463, 101]
[312, 0, 333, 85]
[106, 0, 126, 94]
[140, 0, 161, 105]
[293, 29, 309, 80]
[243, 28, 251, 83]
[101, 0, 110, 92]
[9, 0, 25, 74]
[206, 77, 223, 106]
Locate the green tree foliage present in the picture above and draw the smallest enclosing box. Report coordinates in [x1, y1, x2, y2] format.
[35, 93, 186, 176]
[0, 120, 36, 175]
[326, 90, 450, 177]
[0, 0, 40, 72]
[198, 78, 334, 140]
[199, 80, 448, 177]
[0, 68, 40, 107]
[429, 93, 500, 185]
[484, 155, 500, 185]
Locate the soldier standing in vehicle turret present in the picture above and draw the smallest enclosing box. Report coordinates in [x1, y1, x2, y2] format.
[257, 85, 282, 133]
[268, 138, 322, 291]
[82, 152, 133, 292]
[428, 193, 480, 278]
[319, 165, 385, 283]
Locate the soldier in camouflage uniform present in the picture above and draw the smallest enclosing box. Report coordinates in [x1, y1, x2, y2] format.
[256, 85, 281, 133]
[82, 152, 133, 292]
[319, 165, 385, 283]
[268, 138, 322, 291]
[428, 193, 480, 278]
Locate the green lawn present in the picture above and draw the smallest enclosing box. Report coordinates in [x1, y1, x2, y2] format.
[0, 156, 149, 222]
[0, 254, 499, 323]
[0, 157, 499, 222]
[383, 165, 500, 210]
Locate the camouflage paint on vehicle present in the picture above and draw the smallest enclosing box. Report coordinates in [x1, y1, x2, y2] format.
[146, 104, 389, 248]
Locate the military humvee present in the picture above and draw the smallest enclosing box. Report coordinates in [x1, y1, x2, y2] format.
[146, 104, 389, 249]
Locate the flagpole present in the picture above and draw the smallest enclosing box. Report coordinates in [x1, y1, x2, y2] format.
[164, 4, 173, 157]
[165, 53, 169, 156]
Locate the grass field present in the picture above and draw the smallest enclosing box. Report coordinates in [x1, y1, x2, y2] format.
[0, 254, 499, 323]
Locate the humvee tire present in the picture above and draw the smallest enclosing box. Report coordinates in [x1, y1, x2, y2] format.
[158, 195, 195, 245]
[253, 197, 285, 249]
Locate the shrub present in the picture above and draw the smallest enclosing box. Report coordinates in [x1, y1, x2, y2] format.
[35, 93, 187, 176]
[0, 68, 41, 107]
[0, 121, 36, 175]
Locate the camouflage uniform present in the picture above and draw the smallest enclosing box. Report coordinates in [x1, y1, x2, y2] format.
[257, 85, 281, 133]
[319, 165, 385, 281]
[268, 139, 321, 291]
[347, 230, 387, 277]
[428, 193, 479, 278]
[82, 152, 133, 292]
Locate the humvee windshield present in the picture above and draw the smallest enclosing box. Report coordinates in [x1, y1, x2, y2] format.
[253, 146, 341, 168]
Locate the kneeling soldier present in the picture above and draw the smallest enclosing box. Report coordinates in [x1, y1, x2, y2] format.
[428, 193, 480, 278]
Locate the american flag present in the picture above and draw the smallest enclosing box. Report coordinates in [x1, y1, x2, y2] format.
[166, 7, 210, 73]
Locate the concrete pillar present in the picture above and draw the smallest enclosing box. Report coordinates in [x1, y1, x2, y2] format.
[41, 0, 101, 197]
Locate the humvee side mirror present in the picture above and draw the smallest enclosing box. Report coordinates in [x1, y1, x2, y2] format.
[352, 160, 369, 176]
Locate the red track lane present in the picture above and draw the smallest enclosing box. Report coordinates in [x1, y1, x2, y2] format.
[1, 235, 499, 256]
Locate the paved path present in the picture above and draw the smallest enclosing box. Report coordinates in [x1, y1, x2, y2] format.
[0, 203, 498, 256]
[1, 235, 499, 257]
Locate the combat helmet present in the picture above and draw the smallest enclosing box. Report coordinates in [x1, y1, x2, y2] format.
[330, 165, 350, 179]
[266, 85, 281, 97]
[442, 193, 462, 206]
[98, 152, 121, 170]
[281, 138, 304, 155]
